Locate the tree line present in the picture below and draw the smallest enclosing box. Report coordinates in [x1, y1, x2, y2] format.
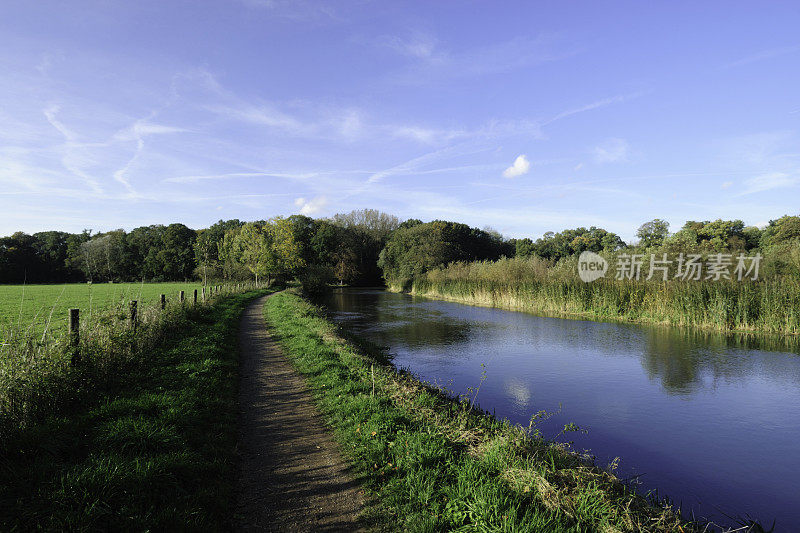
[0, 210, 400, 286]
[1, 210, 798, 286]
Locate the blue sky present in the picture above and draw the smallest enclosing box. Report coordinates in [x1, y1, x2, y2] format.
[1, 1, 798, 240]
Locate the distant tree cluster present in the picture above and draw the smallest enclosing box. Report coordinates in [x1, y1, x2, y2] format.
[378, 220, 512, 289]
[2, 210, 799, 286]
[0, 224, 197, 284]
[0, 209, 401, 287]
[510, 227, 625, 261]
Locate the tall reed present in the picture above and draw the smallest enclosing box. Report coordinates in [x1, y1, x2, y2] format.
[410, 257, 800, 335]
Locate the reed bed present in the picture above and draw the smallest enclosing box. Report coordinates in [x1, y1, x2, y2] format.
[411, 257, 800, 335]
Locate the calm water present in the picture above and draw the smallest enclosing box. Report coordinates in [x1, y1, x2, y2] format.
[321, 288, 800, 530]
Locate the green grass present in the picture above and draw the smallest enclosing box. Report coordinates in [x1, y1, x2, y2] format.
[0, 282, 209, 341]
[265, 290, 692, 532]
[0, 290, 267, 530]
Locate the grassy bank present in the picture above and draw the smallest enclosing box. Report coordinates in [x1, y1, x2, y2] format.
[0, 290, 267, 530]
[265, 290, 692, 532]
[406, 258, 800, 335]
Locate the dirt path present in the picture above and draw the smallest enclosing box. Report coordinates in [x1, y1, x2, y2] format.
[235, 294, 365, 532]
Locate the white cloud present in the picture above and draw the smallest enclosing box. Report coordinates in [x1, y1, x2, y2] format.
[721, 181, 733, 189]
[294, 196, 328, 215]
[593, 138, 630, 164]
[502, 154, 530, 178]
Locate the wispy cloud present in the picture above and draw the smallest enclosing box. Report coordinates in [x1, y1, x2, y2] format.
[235, 0, 338, 21]
[110, 119, 188, 196]
[113, 121, 187, 142]
[208, 103, 311, 135]
[739, 172, 799, 195]
[364, 143, 496, 185]
[593, 138, 630, 164]
[715, 131, 800, 197]
[383, 32, 446, 63]
[387, 34, 579, 84]
[164, 171, 320, 184]
[722, 44, 800, 69]
[43, 105, 77, 142]
[545, 92, 644, 125]
[502, 155, 530, 178]
[42, 105, 105, 193]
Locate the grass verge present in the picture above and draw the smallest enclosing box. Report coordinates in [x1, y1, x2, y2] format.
[0, 290, 267, 531]
[265, 290, 693, 532]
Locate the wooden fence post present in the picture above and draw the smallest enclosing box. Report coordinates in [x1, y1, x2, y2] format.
[160, 294, 166, 310]
[69, 308, 80, 365]
[179, 290, 185, 304]
[130, 300, 138, 332]
[193, 289, 198, 305]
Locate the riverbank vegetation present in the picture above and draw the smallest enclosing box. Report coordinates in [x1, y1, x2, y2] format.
[0, 289, 266, 530]
[412, 256, 800, 334]
[265, 290, 696, 532]
[378, 216, 800, 335]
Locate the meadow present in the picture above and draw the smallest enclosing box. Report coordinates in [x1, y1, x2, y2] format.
[0, 282, 206, 341]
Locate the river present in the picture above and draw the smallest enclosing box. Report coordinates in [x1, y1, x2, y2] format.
[320, 288, 800, 530]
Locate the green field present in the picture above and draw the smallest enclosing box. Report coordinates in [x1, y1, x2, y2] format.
[0, 282, 207, 340]
[1, 291, 266, 530]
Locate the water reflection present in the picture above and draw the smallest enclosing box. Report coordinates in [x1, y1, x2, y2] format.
[640, 326, 800, 393]
[321, 288, 800, 530]
[323, 289, 477, 350]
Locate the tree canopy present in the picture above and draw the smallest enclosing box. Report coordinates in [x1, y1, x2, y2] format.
[378, 220, 509, 288]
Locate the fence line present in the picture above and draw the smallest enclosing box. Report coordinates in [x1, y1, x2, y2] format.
[47, 282, 267, 366]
